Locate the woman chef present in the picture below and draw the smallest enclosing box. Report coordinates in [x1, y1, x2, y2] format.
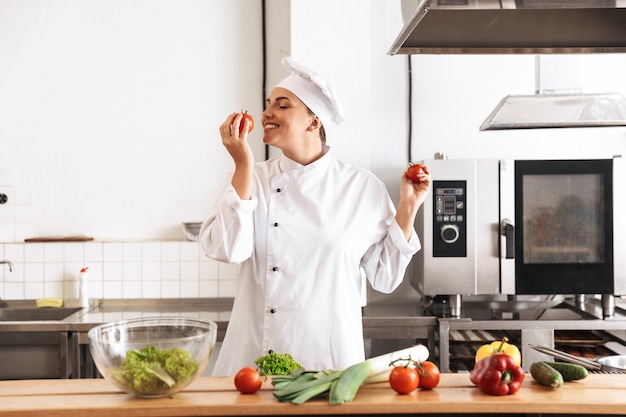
[200, 57, 431, 376]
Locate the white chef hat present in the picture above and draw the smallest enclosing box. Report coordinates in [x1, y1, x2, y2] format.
[276, 56, 346, 126]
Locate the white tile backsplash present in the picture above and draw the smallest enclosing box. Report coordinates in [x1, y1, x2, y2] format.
[44, 243, 64, 261]
[142, 261, 161, 280]
[103, 243, 123, 261]
[161, 242, 180, 261]
[142, 242, 161, 261]
[180, 242, 200, 261]
[142, 279, 161, 298]
[14, 187, 33, 205]
[122, 242, 142, 261]
[14, 223, 34, 242]
[0, 241, 231, 301]
[24, 263, 44, 282]
[5, 281, 24, 298]
[199, 279, 218, 298]
[44, 262, 64, 282]
[0, 224, 14, 242]
[161, 261, 180, 281]
[0, 204, 14, 223]
[24, 243, 44, 262]
[103, 262, 124, 281]
[218, 279, 237, 298]
[123, 280, 142, 298]
[180, 261, 199, 281]
[123, 261, 142, 280]
[84, 243, 103, 262]
[161, 280, 181, 297]
[27, 281, 46, 299]
[5, 243, 24, 262]
[103, 280, 123, 298]
[0, 186, 33, 242]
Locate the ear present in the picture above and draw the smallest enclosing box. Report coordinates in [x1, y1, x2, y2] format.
[307, 116, 322, 131]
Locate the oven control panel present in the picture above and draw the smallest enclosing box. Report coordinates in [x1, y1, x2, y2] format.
[432, 180, 466, 257]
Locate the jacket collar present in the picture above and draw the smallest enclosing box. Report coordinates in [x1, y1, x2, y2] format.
[278, 145, 332, 174]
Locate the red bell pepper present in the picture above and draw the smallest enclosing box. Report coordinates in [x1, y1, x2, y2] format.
[470, 353, 525, 395]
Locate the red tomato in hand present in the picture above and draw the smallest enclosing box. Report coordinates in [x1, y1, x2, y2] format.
[417, 361, 440, 390]
[237, 112, 254, 134]
[405, 163, 425, 183]
[389, 366, 419, 395]
[234, 366, 262, 394]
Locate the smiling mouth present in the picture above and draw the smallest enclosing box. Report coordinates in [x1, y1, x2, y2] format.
[263, 123, 279, 129]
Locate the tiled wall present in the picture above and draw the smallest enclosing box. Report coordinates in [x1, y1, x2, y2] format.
[0, 241, 238, 302]
[0, 185, 34, 243]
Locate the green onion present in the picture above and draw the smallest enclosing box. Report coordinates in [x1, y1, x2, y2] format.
[271, 344, 429, 405]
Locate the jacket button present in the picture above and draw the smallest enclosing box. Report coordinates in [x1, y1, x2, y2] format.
[274, 222, 279, 227]
[276, 188, 282, 192]
[270, 308, 277, 314]
[272, 267, 278, 272]
[268, 349, 274, 354]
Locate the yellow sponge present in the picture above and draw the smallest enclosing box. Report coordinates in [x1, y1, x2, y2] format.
[36, 298, 64, 308]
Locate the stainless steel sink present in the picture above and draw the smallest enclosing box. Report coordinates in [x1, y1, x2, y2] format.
[0, 307, 82, 321]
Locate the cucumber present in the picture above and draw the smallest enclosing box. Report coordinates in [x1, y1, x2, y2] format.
[543, 362, 588, 381]
[530, 362, 563, 388]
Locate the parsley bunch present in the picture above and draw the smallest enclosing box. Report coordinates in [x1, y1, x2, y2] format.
[255, 352, 302, 376]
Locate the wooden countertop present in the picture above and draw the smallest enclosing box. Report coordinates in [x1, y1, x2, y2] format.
[2, 373, 626, 416]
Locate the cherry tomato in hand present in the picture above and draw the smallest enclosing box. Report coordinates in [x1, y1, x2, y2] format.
[234, 366, 262, 394]
[236, 111, 254, 134]
[389, 366, 419, 395]
[405, 163, 426, 183]
[417, 361, 440, 390]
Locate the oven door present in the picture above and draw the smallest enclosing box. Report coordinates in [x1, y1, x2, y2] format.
[509, 158, 616, 295]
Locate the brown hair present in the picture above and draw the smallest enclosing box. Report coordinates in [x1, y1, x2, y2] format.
[305, 106, 326, 146]
[319, 125, 327, 146]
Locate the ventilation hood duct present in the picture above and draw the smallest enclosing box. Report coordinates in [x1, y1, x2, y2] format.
[389, 0, 626, 55]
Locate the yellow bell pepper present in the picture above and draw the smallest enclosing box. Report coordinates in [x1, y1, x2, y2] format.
[474, 337, 521, 366]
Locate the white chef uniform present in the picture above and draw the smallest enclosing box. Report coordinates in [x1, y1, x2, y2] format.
[200, 146, 421, 375]
[200, 56, 422, 375]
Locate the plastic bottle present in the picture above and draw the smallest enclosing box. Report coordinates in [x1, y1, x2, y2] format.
[79, 267, 89, 309]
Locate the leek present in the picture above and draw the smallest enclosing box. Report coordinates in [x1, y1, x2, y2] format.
[271, 344, 429, 405]
[329, 344, 429, 404]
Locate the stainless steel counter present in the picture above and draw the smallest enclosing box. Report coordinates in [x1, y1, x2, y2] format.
[4, 295, 626, 379]
[0, 298, 435, 339]
[4, 297, 434, 378]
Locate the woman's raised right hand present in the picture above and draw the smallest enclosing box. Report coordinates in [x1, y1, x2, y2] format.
[220, 112, 254, 167]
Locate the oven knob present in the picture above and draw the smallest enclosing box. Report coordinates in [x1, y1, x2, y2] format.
[440, 224, 460, 244]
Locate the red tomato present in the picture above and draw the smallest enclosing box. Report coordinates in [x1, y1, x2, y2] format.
[417, 361, 440, 390]
[405, 163, 425, 183]
[238, 112, 254, 134]
[388, 366, 419, 395]
[234, 366, 262, 394]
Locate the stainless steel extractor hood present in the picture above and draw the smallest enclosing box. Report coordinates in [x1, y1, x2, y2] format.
[480, 54, 626, 130]
[480, 92, 626, 130]
[389, 0, 626, 55]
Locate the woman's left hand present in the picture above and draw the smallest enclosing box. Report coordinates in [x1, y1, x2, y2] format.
[400, 164, 431, 208]
[396, 165, 431, 241]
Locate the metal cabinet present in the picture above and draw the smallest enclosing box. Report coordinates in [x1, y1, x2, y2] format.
[439, 317, 626, 373]
[0, 330, 70, 379]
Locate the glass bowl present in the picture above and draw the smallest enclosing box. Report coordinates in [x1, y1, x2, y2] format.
[88, 317, 217, 397]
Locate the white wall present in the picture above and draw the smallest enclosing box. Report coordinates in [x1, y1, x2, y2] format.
[0, 0, 264, 240]
[1, 0, 625, 244]
[409, 54, 626, 162]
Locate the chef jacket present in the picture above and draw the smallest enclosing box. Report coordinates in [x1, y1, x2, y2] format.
[200, 146, 421, 376]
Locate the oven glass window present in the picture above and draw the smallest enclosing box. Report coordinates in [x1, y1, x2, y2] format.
[522, 173, 604, 264]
